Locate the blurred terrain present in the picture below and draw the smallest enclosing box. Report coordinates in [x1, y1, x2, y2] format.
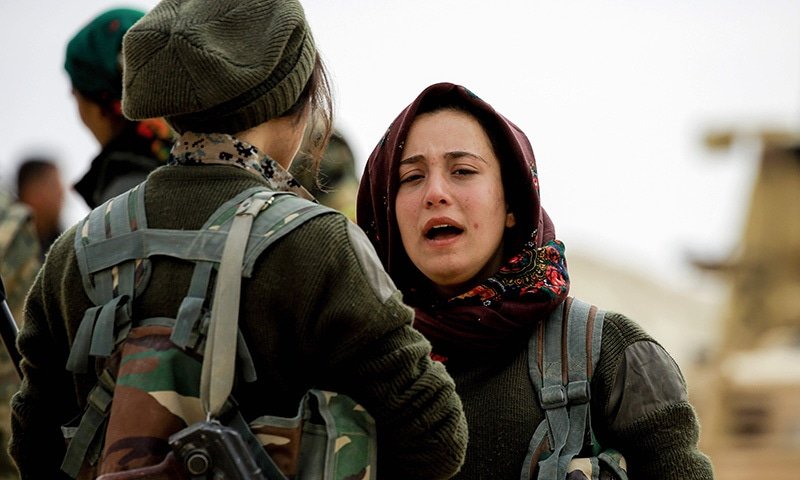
[569, 130, 800, 478]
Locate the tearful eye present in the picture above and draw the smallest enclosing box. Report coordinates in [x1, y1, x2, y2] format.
[399, 173, 423, 184]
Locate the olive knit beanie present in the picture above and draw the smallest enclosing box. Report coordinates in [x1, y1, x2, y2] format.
[121, 0, 316, 134]
[65, 8, 145, 102]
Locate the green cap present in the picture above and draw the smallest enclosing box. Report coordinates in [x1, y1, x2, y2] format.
[65, 8, 145, 101]
[121, 0, 316, 134]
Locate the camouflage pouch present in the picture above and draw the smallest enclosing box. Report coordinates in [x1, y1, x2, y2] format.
[98, 324, 204, 474]
[565, 448, 628, 479]
[61, 323, 204, 479]
[251, 390, 377, 480]
[528, 435, 629, 480]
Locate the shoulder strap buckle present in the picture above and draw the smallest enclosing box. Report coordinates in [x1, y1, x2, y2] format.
[567, 380, 591, 405]
[540, 385, 568, 409]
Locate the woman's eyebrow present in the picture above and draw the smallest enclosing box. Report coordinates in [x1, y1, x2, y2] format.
[400, 151, 487, 165]
[399, 155, 424, 165]
[445, 151, 487, 164]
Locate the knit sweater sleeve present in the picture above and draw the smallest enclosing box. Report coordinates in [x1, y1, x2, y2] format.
[9, 226, 82, 479]
[241, 215, 468, 480]
[592, 312, 714, 479]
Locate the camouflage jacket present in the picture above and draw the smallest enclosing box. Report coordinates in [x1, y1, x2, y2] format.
[0, 190, 40, 320]
[10, 163, 467, 480]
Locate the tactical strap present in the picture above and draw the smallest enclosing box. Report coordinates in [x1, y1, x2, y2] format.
[74, 183, 147, 305]
[172, 261, 213, 349]
[69, 185, 302, 374]
[241, 197, 333, 276]
[77, 189, 323, 277]
[170, 186, 270, 352]
[521, 297, 605, 480]
[202, 191, 275, 418]
[68, 185, 147, 374]
[61, 370, 115, 477]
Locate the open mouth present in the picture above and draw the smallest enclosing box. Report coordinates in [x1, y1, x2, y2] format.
[424, 224, 464, 240]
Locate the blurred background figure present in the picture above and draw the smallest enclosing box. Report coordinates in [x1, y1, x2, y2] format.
[65, 7, 173, 209]
[0, 187, 38, 480]
[16, 157, 64, 255]
[291, 130, 359, 220]
[0, 190, 39, 322]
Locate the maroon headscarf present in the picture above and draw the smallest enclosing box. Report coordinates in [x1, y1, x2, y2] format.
[357, 83, 569, 360]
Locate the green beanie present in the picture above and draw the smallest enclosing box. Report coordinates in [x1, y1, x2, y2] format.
[121, 0, 316, 134]
[65, 8, 145, 102]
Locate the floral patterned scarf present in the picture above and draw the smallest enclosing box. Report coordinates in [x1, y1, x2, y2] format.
[357, 83, 570, 361]
[169, 131, 315, 201]
[410, 237, 568, 360]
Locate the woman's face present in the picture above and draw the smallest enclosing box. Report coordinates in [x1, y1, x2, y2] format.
[395, 108, 515, 297]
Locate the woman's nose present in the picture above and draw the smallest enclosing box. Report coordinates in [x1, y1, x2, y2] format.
[423, 173, 450, 207]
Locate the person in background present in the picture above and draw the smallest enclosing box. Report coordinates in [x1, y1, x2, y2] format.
[0, 191, 39, 320]
[16, 157, 65, 254]
[64, 7, 174, 209]
[357, 82, 714, 479]
[10, 1, 467, 478]
[0, 160, 51, 480]
[0, 188, 39, 480]
[291, 130, 360, 220]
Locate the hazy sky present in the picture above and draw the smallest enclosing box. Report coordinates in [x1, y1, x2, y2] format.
[2, 0, 798, 293]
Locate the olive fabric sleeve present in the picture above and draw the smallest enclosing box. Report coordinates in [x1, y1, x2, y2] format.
[592, 313, 714, 480]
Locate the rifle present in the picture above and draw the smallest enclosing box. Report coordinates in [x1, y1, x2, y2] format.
[96, 421, 271, 479]
[0, 275, 21, 379]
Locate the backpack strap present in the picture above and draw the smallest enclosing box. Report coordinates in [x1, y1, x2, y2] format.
[69, 186, 331, 373]
[170, 186, 274, 352]
[68, 183, 149, 373]
[521, 297, 605, 480]
[63, 185, 152, 476]
[201, 191, 272, 419]
[241, 194, 335, 276]
[198, 190, 338, 418]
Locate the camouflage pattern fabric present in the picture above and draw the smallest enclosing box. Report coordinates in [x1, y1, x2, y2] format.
[0, 191, 40, 320]
[0, 190, 40, 480]
[530, 447, 629, 480]
[565, 449, 628, 480]
[251, 390, 377, 480]
[97, 325, 203, 475]
[170, 131, 316, 202]
[74, 330, 378, 480]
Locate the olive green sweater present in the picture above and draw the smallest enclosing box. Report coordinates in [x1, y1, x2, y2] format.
[446, 312, 714, 479]
[10, 165, 467, 479]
